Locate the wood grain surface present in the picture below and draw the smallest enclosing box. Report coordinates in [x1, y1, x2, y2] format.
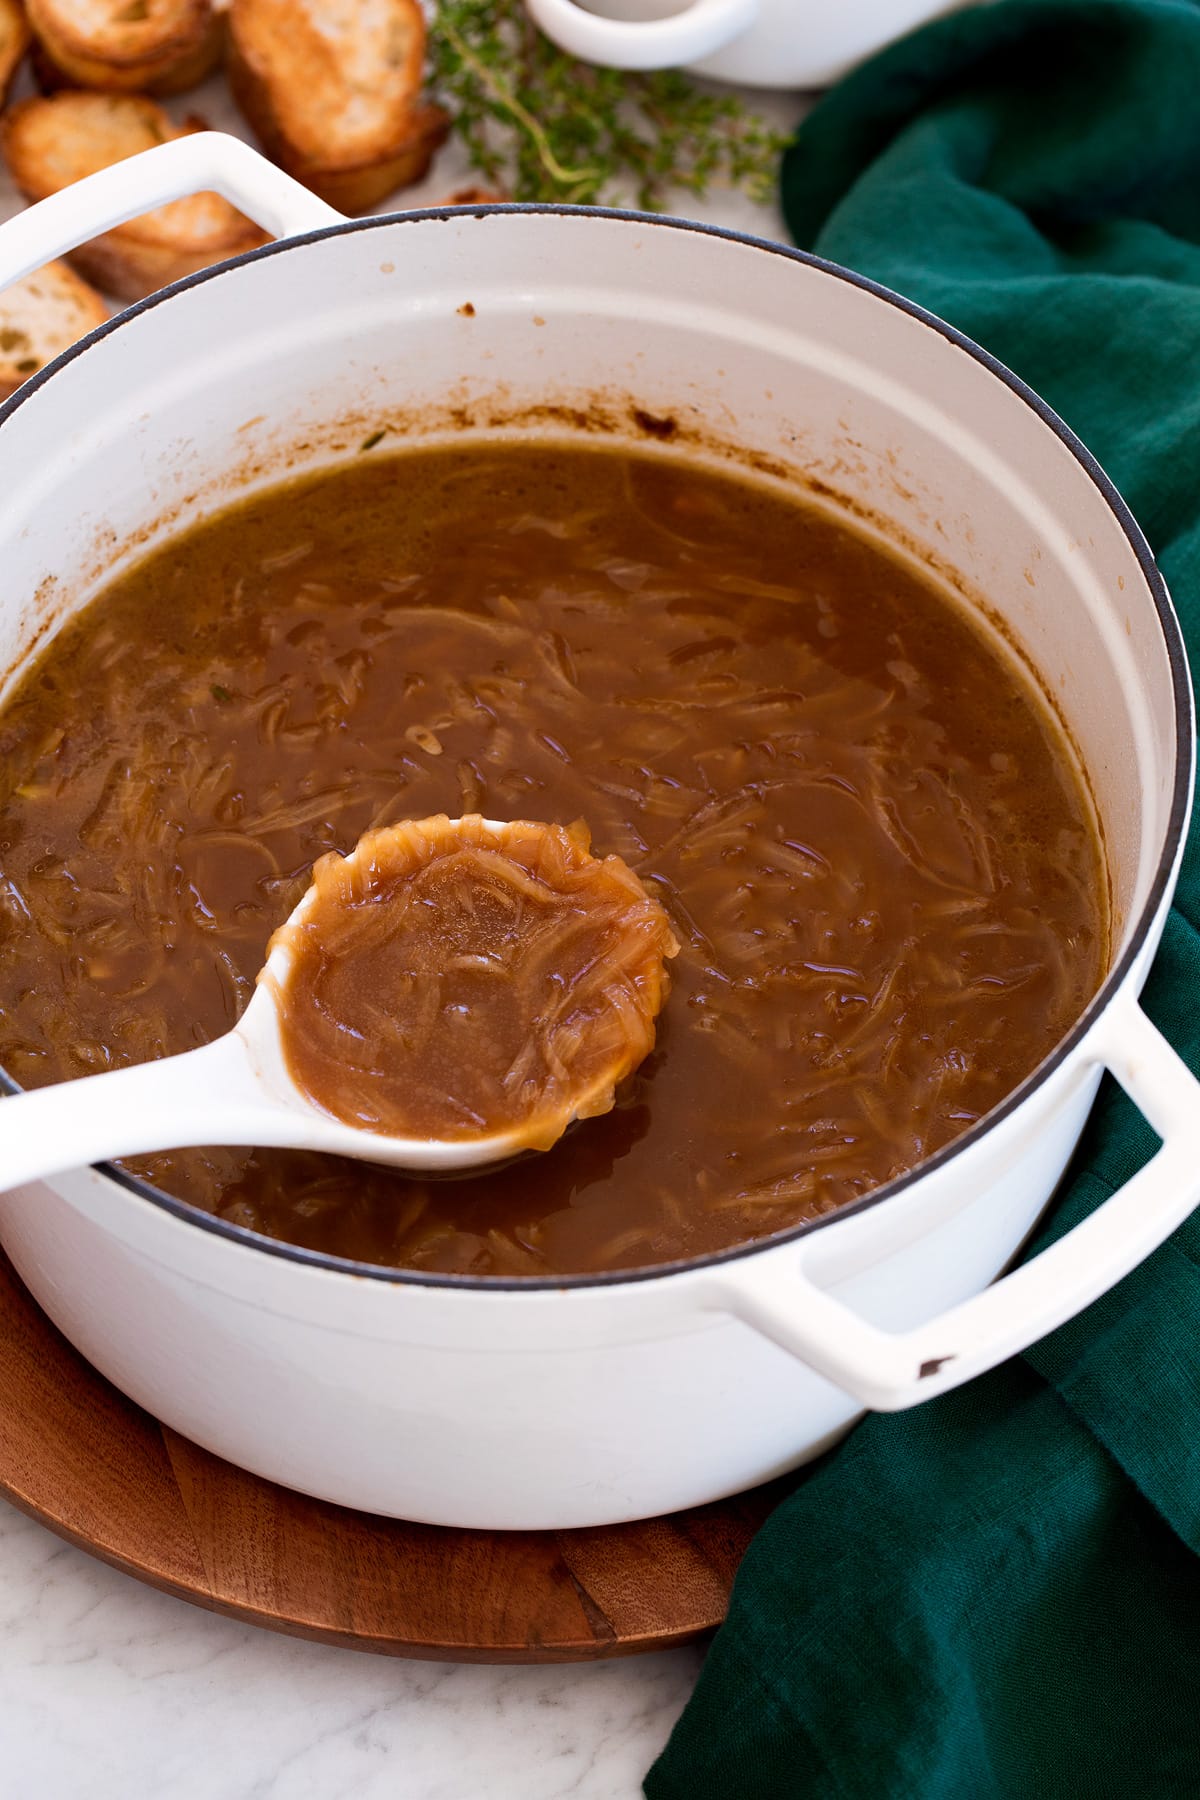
[0, 1248, 784, 1661]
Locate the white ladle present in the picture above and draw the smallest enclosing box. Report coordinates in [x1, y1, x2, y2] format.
[0, 819, 564, 1191]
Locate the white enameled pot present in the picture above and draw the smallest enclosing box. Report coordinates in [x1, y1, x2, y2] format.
[0, 135, 1196, 1531]
[522, 0, 972, 88]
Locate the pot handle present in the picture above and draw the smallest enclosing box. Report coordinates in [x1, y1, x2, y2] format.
[710, 997, 1200, 1410]
[0, 133, 342, 297]
[524, 0, 757, 72]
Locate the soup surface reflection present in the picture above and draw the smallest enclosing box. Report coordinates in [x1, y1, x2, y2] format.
[0, 442, 1105, 1275]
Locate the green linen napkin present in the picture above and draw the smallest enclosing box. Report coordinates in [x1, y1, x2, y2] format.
[646, 2, 1200, 1793]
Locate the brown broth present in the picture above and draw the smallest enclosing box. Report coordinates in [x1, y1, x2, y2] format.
[269, 815, 677, 1146]
[0, 441, 1106, 1276]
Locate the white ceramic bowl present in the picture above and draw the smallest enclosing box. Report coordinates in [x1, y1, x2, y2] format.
[522, 0, 972, 88]
[0, 136, 1195, 1530]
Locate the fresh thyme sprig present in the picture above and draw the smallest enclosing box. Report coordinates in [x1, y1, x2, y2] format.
[428, 0, 789, 210]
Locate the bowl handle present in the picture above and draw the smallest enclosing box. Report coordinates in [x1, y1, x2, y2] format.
[0, 132, 342, 298]
[524, 0, 757, 71]
[709, 998, 1200, 1410]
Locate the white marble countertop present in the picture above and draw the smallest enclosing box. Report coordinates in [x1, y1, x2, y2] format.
[0, 1498, 706, 1797]
[0, 64, 805, 1800]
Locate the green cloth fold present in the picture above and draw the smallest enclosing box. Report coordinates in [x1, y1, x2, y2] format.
[646, 2, 1200, 1793]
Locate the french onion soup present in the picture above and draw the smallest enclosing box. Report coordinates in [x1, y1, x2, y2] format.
[0, 441, 1106, 1276]
[265, 814, 678, 1149]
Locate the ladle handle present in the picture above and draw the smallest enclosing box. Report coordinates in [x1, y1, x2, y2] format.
[0, 133, 342, 299]
[713, 997, 1200, 1410]
[0, 1034, 289, 1192]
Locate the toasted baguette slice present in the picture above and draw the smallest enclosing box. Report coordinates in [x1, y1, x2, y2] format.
[0, 258, 108, 400]
[228, 0, 448, 214]
[27, 0, 220, 96]
[0, 0, 31, 107]
[2, 93, 268, 299]
[437, 187, 510, 208]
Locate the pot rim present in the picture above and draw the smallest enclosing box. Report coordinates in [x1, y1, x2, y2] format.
[0, 204, 1191, 1293]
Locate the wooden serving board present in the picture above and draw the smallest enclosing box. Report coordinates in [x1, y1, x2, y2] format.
[0, 1247, 783, 1661]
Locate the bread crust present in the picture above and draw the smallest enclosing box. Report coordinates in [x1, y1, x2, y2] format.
[2, 92, 269, 299]
[227, 0, 448, 213]
[436, 187, 510, 208]
[26, 0, 221, 96]
[0, 257, 108, 399]
[0, 0, 31, 108]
